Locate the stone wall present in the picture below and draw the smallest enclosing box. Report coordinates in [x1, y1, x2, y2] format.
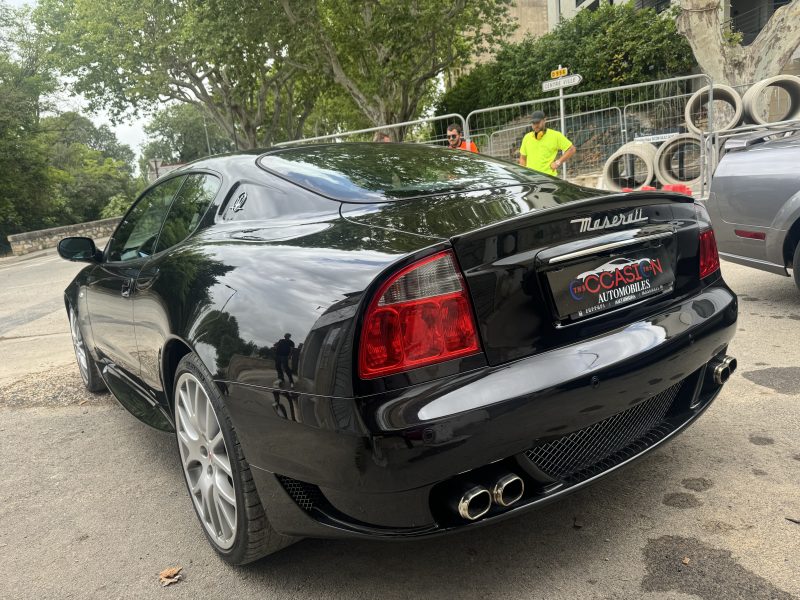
[8, 217, 121, 256]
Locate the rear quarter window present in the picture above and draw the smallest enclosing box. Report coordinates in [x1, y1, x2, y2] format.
[221, 181, 335, 221]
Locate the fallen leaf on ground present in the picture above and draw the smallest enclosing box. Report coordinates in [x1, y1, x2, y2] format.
[159, 566, 183, 587]
[682, 557, 691, 565]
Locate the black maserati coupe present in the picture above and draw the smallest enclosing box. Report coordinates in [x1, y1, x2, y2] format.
[59, 143, 738, 565]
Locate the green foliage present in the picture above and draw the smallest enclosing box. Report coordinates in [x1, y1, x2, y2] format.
[0, 4, 137, 248]
[0, 53, 52, 236]
[34, 0, 512, 145]
[100, 194, 133, 219]
[38, 113, 136, 223]
[302, 85, 373, 138]
[0, 4, 58, 243]
[437, 2, 697, 117]
[34, 0, 321, 148]
[141, 104, 233, 165]
[285, 0, 514, 136]
[722, 28, 744, 47]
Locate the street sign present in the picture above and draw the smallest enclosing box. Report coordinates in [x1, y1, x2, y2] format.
[542, 74, 583, 92]
[551, 67, 568, 79]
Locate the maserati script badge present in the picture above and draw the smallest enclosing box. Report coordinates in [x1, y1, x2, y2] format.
[570, 208, 647, 233]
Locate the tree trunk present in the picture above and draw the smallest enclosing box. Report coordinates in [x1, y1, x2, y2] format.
[677, 0, 800, 86]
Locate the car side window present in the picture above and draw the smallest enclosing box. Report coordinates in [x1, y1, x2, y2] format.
[155, 174, 221, 253]
[221, 181, 332, 221]
[107, 176, 186, 262]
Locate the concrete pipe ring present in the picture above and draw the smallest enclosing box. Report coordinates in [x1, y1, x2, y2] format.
[685, 84, 743, 135]
[602, 141, 658, 191]
[654, 133, 703, 188]
[742, 75, 800, 125]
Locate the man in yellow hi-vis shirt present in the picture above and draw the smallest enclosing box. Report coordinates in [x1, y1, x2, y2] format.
[518, 110, 576, 176]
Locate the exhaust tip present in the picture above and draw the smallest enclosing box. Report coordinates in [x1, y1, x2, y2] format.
[458, 486, 492, 521]
[492, 474, 525, 507]
[714, 364, 730, 385]
[724, 356, 737, 375]
[712, 355, 737, 385]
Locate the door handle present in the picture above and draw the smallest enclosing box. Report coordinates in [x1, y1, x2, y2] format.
[121, 279, 133, 298]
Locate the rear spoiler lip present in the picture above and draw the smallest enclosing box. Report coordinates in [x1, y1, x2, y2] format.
[448, 190, 696, 249]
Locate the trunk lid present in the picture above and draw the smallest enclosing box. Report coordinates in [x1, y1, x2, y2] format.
[343, 185, 700, 366]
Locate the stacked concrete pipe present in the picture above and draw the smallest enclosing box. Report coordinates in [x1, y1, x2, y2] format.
[653, 133, 703, 188]
[684, 84, 744, 135]
[602, 141, 658, 191]
[742, 75, 800, 124]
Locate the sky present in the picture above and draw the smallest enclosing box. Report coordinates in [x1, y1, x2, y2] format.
[8, 0, 151, 157]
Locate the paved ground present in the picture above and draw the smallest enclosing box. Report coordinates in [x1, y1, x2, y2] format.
[0, 250, 798, 599]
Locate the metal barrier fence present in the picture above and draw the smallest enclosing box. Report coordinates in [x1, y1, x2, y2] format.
[484, 107, 624, 167]
[274, 74, 764, 196]
[273, 113, 466, 147]
[623, 92, 694, 141]
[466, 74, 714, 191]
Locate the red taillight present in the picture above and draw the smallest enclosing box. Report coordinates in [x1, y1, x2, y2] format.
[699, 228, 720, 279]
[358, 250, 480, 379]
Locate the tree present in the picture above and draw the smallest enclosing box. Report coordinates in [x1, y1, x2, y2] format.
[677, 0, 800, 85]
[0, 3, 57, 246]
[437, 3, 697, 118]
[141, 104, 233, 165]
[282, 0, 514, 140]
[0, 52, 53, 240]
[0, 2, 138, 248]
[40, 112, 135, 172]
[35, 0, 321, 148]
[38, 114, 137, 223]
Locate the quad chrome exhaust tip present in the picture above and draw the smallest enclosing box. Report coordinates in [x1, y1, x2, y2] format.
[711, 355, 737, 385]
[492, 473, 525, 507]
[456, 485, 492, 521]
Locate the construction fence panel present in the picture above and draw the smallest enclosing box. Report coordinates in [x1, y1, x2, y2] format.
[273, 114, 467, 148]
[699, 76, 800, 182]
[467, 74, 714, 193]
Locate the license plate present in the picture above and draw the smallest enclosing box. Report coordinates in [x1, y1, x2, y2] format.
[547, 245, 675, 320]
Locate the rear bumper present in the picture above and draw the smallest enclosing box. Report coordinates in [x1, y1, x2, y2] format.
[229, 281, 737, 539]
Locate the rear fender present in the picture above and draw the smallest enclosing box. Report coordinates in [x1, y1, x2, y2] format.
[770, 189, 800, 267]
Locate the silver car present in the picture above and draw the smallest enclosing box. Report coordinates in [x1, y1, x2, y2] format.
[706, 126, 800, 290]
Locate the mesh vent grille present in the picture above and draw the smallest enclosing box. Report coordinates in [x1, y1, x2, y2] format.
[276, 475, 324, 512]
[525, 379, 684, 481]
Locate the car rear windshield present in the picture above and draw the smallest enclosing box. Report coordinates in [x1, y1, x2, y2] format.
[256, 143, 549, 202]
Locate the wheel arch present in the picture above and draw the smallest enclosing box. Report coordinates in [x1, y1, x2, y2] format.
[772, 189, 800, 267]
[782, 217, 800, 267]
[161, 336, 226, 413]
[161, 337, 194, 413]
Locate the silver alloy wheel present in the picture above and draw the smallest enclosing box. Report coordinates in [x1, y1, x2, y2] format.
[176, 372, 237, 549]
[69, 309, 89, 384]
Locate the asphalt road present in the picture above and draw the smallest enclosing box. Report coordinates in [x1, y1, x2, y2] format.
[0, 248, 798, 599]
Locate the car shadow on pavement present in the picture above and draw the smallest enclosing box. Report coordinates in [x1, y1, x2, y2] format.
[121, 394, 795, 599]
[240, 449, 680, 597]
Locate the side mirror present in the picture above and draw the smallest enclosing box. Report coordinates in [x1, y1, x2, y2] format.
[58, 237, 100, 262]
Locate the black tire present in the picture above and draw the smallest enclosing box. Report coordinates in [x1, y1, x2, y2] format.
[68, 306, 106, 393]
[173, 353, 295, 565]
[793, 243, 800, 292]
